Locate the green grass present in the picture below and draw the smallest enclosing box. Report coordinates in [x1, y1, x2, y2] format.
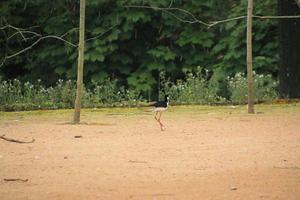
[0, 103, 299, 123]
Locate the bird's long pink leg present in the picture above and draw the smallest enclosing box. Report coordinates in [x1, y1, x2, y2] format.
[158, 112, 165, 131]
[155, 112, 158, 121]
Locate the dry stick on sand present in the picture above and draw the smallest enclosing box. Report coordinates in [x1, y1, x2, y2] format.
[4, 178, 29, 182]
[128, 160, 148, 164]
[0, 135, 35, 144]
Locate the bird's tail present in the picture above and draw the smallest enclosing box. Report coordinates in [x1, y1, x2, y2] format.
[146, 101, 156, 107]
[137, 102, 157, 112]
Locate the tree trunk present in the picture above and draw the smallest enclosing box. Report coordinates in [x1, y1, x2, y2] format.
[247, 0, 255, 113]
[279, 0, 300, 98]
[295, 0, 300, 8]
[73, 0, 86, 123]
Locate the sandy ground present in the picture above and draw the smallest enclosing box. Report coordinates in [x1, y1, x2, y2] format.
[0, 104, 300, 200]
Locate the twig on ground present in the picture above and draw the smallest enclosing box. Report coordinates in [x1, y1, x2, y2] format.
[4, 178, 29, 182]
[0, 135, 35, 144]
[128, 160, 148, 163]
[273, 166, 300, 170]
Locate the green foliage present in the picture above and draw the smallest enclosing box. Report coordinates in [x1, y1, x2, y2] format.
[147, 46, 176, 61]
[228, 72, 279, 104]
[0, 79, 142, 111]
[1, 0, 279, 99]
[211, 0, 278, 75]
[0, 71, 279, 111]
[0, 79, 76, 110]
[48, 79, 77, 107]
[160, 67, 226, 105]
[86, 83, 143, 107]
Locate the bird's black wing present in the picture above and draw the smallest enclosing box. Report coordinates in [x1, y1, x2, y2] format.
[151, 101, 167, 108]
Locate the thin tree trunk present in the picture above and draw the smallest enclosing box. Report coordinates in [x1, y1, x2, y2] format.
[246, 0, 255, 113]
[73, 0, 86, 123]
[279, 0, 300, 98]
[295, 0, 300, 8]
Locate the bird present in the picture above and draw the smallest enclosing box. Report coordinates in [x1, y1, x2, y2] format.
[149, 95, 169, 131]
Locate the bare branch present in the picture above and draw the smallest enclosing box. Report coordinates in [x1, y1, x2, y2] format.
[125, 4, 300, 28]
[0, 25, 78, 67]
[0, 23, 120, 67]
[125, 5, 210, 26]
[0, 24, 39, 31]
[0, 25, 25, 31]
[42, 35, 77, 47]
[163, 10, 200, 24]
[168, 0, 174, 8]
[60, 27, 79, 38]
[5, 35, 77, 60]
[7, 30, 42, 41]
[0, 56, 7, 67]
[5, 37, 43, 59]
[209, 16, 246, 28]
[0, 31, 78, 67]
[85, 24, 119, 42]
[253, 15, 300, 19]
[209, 15, 300, 28]
[1, 25, 27, 41]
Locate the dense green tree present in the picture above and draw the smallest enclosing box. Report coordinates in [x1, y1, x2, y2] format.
[0, 0, 280, 100]
[278, 0, 300, 98]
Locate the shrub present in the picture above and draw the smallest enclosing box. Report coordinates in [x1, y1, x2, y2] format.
[0, 70, 279, 111]
[228, 72, 278, 104]
[160, 67, 226, 105]
[0, 79, 22, 105]
[84, 79, 141, 107]
[48, 79, 76, 108]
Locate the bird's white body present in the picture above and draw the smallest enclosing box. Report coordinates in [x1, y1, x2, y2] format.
[152, 107, 168, 112]
[152, 95, 169, 131]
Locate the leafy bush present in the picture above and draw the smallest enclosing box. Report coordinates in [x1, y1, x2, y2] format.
[0, 79, 22, 105]
[228, 72, 278, 104]
[160, 67, 226, 105]
[0, 78, 143, 111]
[82, 79, 141, 108]
[48, 79, 77, 108]
[0, 70, 279, 111]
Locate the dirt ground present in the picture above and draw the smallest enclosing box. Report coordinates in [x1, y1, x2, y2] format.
[0, 104, 300, 200]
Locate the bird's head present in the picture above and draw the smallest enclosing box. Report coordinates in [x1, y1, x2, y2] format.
[165, 95, 169, 102]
